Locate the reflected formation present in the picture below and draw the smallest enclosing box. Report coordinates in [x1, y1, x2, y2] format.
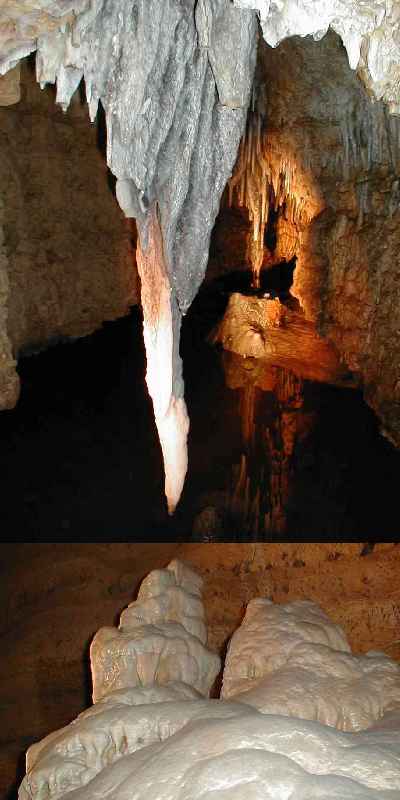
[190, 283, 359, 538]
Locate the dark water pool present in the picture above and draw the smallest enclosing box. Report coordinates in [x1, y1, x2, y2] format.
[1, 295, 399, 541]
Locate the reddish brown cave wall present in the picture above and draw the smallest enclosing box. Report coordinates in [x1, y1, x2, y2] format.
[212, 31, 400, 447]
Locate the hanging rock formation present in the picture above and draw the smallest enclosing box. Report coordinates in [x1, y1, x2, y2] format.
[0, 0, 257, 512]
[18, 560, 400, 800]
[233, 0, 400, 112]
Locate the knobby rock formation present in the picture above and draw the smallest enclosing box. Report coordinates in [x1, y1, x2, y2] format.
[18, 559, 400, 799]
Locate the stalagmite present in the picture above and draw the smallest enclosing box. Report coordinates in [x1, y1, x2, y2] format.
[17, 561, 400, 800]
[222, 598, 400, 731]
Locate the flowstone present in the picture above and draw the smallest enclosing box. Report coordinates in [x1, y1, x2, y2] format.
[19, 560, 400, 800]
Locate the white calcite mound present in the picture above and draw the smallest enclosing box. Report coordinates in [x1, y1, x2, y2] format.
[19, 561, 400, 800]
[91, 560, 220, 701]
[222, 598, 400, 731]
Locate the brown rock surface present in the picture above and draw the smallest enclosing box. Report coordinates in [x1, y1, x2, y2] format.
[212, 294, 353, 386]
[0, 60, 138, 407]
[0, 543, 178, 799]
[218, 31, 400, 446]
[177, 543, 400, 662]
[1, 542, 399, 798]
[0, 189, 19, 409]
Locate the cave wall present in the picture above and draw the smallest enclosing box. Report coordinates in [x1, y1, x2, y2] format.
[0, 174, 19, 409]
[261, 32, 400, 445]
[214, 31, 400, 446]
[0, 59, 138, 404]
[1, 542, 398, 799]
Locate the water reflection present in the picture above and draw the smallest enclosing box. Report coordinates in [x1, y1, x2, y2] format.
[0, 299, 398, 539]
[187, 287, 400, 539]
[223, 354, 310, 536]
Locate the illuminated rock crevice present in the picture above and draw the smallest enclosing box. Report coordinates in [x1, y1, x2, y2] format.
[224, 30, 400, 447]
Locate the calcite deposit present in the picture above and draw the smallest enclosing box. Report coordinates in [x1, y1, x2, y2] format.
[213, 294, 349, 382]
[0, 0, 258, 511]
[233, 0, 400, 112]
[91, 559, 220, 700]
[222, 598, 400, 730]
[18, 559, 400, 800]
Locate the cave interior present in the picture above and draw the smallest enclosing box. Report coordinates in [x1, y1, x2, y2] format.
[1, 2, 400, 794]
[0, 12, 399, 537]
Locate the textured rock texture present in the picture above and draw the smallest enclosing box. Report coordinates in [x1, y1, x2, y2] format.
[234, 0, 400, 112]
[0, 61, 137, 363]
[21, 706, 400, 799]
[15, 0, 256, 512]
[222, 598, 400, 730]
[219, 361, 316, 535]
[0, 1, 87, 74]
[16, 560, 400, 800]
[212, 294, 350, 383]
[0, 181, 19, 409]
[0, 66, 21, 105]
[91, 559, 220, 700]
[225, 31, 400, 445]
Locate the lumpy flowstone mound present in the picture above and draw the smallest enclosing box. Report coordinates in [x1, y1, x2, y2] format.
[18, 559, 400, 800]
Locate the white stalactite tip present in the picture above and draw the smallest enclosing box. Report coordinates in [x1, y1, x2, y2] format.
[136, 206, 189, 515]
[157, 395, 190, 515]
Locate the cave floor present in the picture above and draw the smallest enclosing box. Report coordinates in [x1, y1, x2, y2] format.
[1, 299, 399, 540]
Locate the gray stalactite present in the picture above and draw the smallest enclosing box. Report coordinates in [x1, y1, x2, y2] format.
[31, 0, 257, 510]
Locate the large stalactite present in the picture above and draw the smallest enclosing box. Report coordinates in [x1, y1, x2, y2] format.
[0, 0, 257, 512]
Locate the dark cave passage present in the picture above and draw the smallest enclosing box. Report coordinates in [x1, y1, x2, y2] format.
[1, 296, 399, 540]
[207, 257, 297, 302]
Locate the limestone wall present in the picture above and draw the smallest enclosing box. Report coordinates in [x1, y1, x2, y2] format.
[0, 186, 19, 409]
[0, 60, 138, 408]
[218, 31, 400, 447]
